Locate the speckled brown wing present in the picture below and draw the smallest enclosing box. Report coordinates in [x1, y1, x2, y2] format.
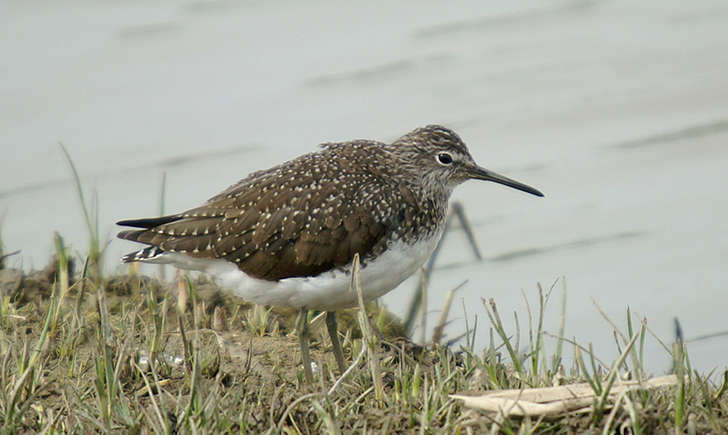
[117, 142, 401, 281]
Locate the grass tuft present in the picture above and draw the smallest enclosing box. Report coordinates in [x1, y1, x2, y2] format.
[0, 253, 726, 432]
[59, 143, 103, 281]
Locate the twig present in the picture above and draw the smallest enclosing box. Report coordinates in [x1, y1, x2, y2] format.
[351, 254, 384, 401]
[450, 202, 482, 260]
[432, 280, 467, 345]
[0, 250, 21, 262]
[328, 345, 367, 396]
[276, 393, 320, 429]
[686, 330, 728, 343]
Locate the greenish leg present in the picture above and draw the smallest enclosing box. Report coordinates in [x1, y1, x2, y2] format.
[326, 311, 347, 373]
[296, 309, 313, 382]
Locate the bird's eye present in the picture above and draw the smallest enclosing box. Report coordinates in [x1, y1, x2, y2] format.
[436, 152, 453, 165]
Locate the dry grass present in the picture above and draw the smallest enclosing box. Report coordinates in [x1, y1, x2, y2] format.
[1, 252, 727, 434]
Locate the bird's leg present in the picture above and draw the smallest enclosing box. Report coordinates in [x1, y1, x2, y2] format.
[296, 309, 313, 382]
[326, 311, 347, 373]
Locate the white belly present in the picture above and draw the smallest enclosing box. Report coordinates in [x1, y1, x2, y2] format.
[157, 232, 442, 311]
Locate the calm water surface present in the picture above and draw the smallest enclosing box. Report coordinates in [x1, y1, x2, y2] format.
[2, 0, 728, 373]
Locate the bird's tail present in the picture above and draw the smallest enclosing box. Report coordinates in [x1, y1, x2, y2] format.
[121, 246, 167, 263]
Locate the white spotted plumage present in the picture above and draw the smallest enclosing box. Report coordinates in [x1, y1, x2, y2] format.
[139, 229, 443, 311]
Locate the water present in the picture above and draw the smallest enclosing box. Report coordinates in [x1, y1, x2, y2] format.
[3, 0, 728, 374]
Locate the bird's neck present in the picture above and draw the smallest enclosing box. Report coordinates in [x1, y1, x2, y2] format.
[390, 182, 450, 244]
[405, 175, 452, 210]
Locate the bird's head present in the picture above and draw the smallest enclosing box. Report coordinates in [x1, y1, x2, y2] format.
[391, 125, 544, 197]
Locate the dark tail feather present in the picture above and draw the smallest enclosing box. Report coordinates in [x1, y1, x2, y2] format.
[116, 229, 148, 242]
[121, 246, 166, 263]
[116, 215, 182, 229]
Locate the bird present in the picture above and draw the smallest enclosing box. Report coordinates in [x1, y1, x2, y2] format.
[116, 125, 544, 381]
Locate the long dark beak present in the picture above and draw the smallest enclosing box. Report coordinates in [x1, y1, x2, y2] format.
[468, 165, 544, 197]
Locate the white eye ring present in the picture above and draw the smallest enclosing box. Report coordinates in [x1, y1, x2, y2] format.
[436, 152, 453, 165]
